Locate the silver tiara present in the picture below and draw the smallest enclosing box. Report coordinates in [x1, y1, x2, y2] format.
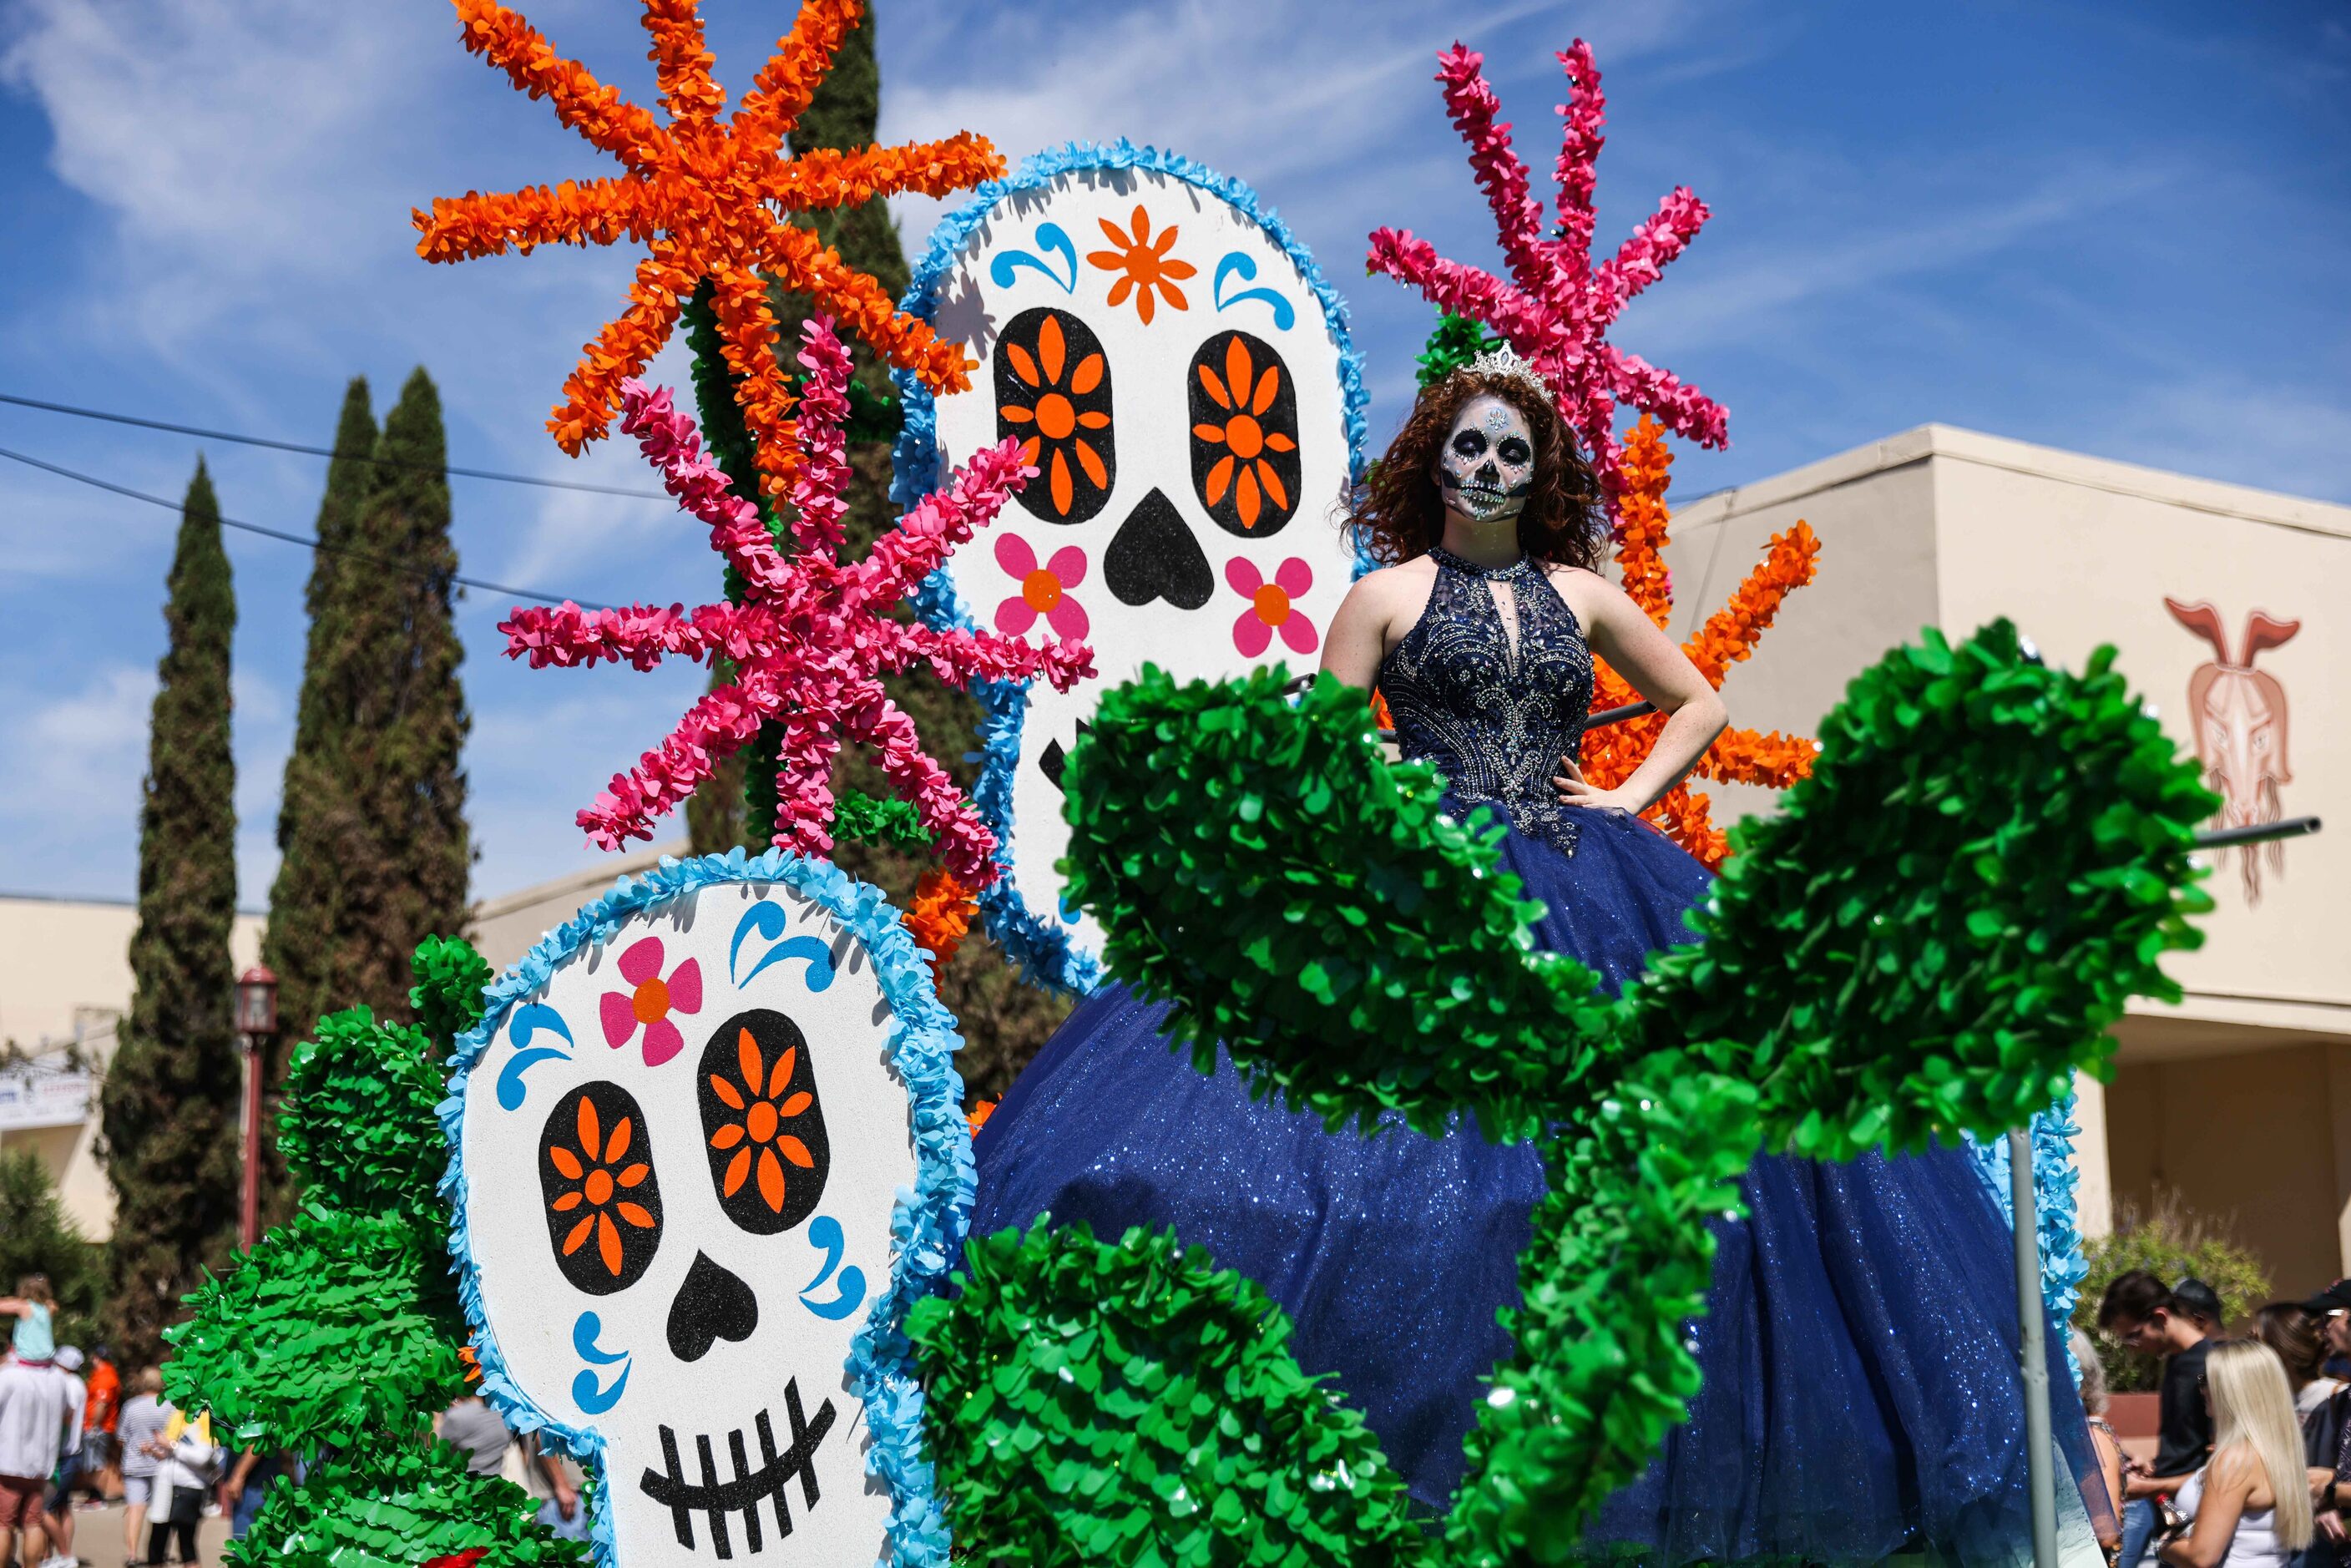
[1465, 341, 1555, 403]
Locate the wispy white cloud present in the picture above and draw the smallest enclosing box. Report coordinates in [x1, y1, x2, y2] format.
[3, 664, 154, 895]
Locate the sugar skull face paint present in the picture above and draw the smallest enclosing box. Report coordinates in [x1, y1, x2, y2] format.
[1435, 394, 1535, 524]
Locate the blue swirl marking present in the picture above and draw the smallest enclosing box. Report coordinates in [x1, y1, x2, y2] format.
[570, 1311, 631, 1414]
[987, 220, 1077, 294]
[1211, 251, 1296, 330]
[799, 1216, 867, 1320]
[802, 1266, 867, 1321]
[801, 1215, 846, 1292]
[495, 1003, 576, 1110]
[728, 900, 837, 993]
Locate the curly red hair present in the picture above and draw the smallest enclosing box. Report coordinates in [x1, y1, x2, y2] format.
[1347, 370, 1605, 570]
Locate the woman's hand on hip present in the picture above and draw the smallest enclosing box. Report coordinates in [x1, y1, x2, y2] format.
[1554, 755, 1641, 815]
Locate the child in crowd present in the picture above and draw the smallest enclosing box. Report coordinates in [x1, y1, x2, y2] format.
[0, 1276, 57, 1363]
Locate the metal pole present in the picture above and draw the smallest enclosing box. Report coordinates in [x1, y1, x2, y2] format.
[239, 1032, 263, 1249]
[2010, 1125, 2060, 1568]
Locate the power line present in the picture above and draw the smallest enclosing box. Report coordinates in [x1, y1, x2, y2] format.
[0, 390, 675, 502]
[0, 445, 608, 610]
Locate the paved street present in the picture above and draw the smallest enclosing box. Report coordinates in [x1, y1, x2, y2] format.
[14, 1500, 231, 1568]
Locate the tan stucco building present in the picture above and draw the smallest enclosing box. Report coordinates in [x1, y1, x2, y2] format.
[1666, 424, 2349, 1294]
[0, 893, 266, 1237]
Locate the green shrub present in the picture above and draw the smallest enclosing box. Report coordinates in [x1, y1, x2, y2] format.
[2075, 1188, 2270, 1392]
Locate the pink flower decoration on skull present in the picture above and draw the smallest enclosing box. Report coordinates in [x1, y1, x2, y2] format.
[1365, 38, 1729, 531]
[993, 535, 1090, 641]
[1226, 556, 1317, 658]
[599, 937, 702, 1066]
[496, 316, 1095, 885]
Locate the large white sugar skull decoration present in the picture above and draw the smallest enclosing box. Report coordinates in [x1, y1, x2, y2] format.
[446, 853, 967, 1566]
[894, 144, 1368, 993]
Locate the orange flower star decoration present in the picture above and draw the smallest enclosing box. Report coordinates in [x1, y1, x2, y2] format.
[1087, 205, 1196, 325]
[1582, 417, 1823, 867]
[710, 1026, 818, 1216]
[414, 0, 1004, 499]
[548, 1095, 655, 1277]
[1193, 336, 1297, 529]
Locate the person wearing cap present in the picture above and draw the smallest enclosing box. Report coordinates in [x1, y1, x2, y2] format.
[0, 1338, 83, 1568]
[2103, 1269, 2217, 1568]
[39, 1346, 92, 1568]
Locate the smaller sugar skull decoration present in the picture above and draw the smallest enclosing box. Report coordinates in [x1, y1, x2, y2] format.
[1435, 394, 1535, 526]
[446, 852, 968, 1566]
[895, 144, 1370, 993]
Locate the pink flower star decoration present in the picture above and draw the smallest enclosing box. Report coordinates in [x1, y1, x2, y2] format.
[600, 936, 702, 1066]
[498, 315, 1096, 885]
[1226, 556, 1317, 658]
[1366, 39, 1730, 524]
[993, 534, 1090, 641]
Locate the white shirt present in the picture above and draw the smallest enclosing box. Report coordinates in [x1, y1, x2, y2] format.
[0, 1357, 84, 1481]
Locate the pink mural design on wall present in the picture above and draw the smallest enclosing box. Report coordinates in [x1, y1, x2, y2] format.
[2164, 598, 2302, 905]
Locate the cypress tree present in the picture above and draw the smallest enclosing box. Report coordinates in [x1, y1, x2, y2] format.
[337, 368, 473, 1012]
[259, 379, 378, 1214]
[103, 458, 244, 1363]
[779, 8, 1073, 1096]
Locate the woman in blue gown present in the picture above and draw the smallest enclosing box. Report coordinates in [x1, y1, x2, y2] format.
[972, 351, 2107, 1565]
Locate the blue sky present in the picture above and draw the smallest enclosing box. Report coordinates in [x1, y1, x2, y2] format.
[2, 0, 2344, 908]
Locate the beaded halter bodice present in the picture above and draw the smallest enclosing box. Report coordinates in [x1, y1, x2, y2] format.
[1378, 548, 1596, 854]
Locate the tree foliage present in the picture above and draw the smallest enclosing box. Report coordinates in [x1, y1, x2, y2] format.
[0, 1149, 104, 1349]
[103, 459, 244, 1364]
[260, 376, 379, 1217]
[337, 367, 473, 1014]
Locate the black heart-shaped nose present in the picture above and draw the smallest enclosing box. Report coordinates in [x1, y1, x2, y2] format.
[667, 1251, 758, 1363]
[1105, 488, 1212, 609]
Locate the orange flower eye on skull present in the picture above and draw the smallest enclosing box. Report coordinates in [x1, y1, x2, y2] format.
[995, 307, 1116, 525]
[1189, 331, 1302, 539]
[538, 1082, 664, 1294]
[697, 1010, 831, 1236]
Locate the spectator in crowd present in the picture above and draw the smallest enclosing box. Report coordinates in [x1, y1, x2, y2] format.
[144, 1402, 220, 1565]
[2160, 1339, 2312, 1568]
[0, 1277, 56, 1366]
[2177, 1280, 2231, 1337]
[2106, 1269, 2218, 1568]
[531, 1435, 590, 1543]
[220, 1447, 296, 1542]
[2253, 1303, 2351, 1567]
[434, 1393, 511, 1479]
[2294, 1282, 2351, 1568]
[115, 1368, 168, 1562]
[39, 1344, 94, 1568]
[81, 1349, 120, 1503]
[0, 1341, 83, 1568]
[2257, 1305, 2346, 1425]
[2077, 1327, 2130, 1553]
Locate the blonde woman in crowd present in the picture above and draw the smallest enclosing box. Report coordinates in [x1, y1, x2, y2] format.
[2161, 1340, 2313, 1568]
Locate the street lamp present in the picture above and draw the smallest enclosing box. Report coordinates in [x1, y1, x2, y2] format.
[235, 965, 278, 1249]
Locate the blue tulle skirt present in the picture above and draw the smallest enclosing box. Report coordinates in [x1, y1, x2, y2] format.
[973, 806, 2107, 1564]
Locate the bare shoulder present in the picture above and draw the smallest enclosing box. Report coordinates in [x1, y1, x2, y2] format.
[2207, 1444, 2265, 1492]
[1337, 558, 1438, 615]
[1539, 562, 1619, 620]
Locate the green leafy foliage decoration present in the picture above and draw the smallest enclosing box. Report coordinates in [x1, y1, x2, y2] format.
[908, 1221, 1431, 1568]
[165, 938, 587, 1565]
[225, 1444, 578, 1568]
